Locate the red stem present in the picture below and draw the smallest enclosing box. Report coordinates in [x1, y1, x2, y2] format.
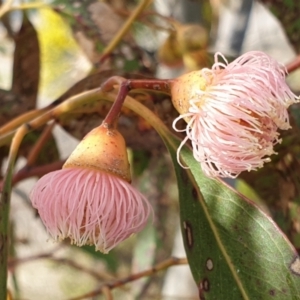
[102, 77, 173, 127]
[286, 55, 300, 73]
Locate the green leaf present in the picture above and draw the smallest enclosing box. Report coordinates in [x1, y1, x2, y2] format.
[131, 149, 151, 177]
[0, 161, 13, 300]
[162, 134, 300, 299]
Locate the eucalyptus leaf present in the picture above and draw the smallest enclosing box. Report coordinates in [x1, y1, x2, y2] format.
[163, 133, 300, 299]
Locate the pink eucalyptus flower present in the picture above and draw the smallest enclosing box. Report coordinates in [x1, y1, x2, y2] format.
[30, 167, 152, 253]
[171, 51, 299, 178]
[30, 124, 152, 253]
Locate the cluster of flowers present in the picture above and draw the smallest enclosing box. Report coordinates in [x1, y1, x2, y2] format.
[30, 51, 299, 252]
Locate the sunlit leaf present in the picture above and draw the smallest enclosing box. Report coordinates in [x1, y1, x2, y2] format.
[34, 7, 90, 99]
[162, 133, 300, 299]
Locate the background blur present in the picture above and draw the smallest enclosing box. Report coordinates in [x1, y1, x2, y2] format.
[1, 0, 300, 299]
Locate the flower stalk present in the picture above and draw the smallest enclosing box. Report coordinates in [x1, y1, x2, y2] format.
[101, 76, 172, 127]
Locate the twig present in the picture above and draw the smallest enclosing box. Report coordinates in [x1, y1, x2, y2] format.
[8, 2, 46, 12]
[0, 108, 48, 138]
[67, 257, 187, 300]
[114, 8, 176, 32]
[102, 286, 113, 300]
[100, 0, 153, 63]
[11, 160, 64, 186]
[50, 257, 114, 282]
[0, 87, 106, 147]
[0, 0, 13, 19]
[101, 76, 171, 126]
[8, 245, 62, 270]
[8, 246, 114, 282]
[26, 121, 56, 167]
[0, 1, 46, 18]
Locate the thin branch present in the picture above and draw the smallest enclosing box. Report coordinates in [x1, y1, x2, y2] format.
[100, 0, 153, 63]
[50, 257, 114, 282]
[0, 0, 13, 19]
[102, 286, 113, 300]
[8, 2, 46, 12]
[0, 108, 48, 138]
[8, 246, 114, 282]
[0, 1, 46, 19]
[67, 257, 187, 300]
[114, 8, 176, 32]
[11, 160, 64, 186]
[8, 245, 62, 270]
[0, 87, 105, 147]
[26, 121, 56, 167]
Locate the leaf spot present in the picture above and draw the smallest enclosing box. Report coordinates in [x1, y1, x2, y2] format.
[198, 286, 206, 300]
[206, 258, 214, 271]
[269, 289, 276, 296]
[199, 278, 210, 292]
[290, 256, 300, 276]
[183, 221, 194, 248]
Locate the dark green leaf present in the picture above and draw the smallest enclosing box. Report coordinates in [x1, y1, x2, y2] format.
[131, 150, 151, 177]
[163, 133, 300, 299]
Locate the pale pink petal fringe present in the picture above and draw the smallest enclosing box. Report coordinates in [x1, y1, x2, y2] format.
[173, 51, 299, 178]
[30, 168, 153, 253]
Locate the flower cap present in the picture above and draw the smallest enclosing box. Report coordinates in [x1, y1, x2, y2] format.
[171, 51, 299, 178]
[64, 124, 131, 182]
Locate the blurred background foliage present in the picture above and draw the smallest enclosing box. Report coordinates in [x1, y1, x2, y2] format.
[1, 0, 300, 299]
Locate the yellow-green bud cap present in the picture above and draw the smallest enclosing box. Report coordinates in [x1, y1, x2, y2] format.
[170, 71, 207, 120]
[63, 124, 131, 182]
